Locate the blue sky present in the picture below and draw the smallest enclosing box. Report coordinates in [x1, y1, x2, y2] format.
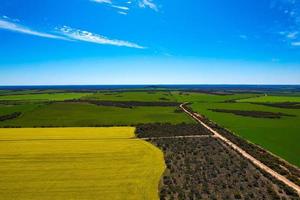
[0, 0, 300, 85]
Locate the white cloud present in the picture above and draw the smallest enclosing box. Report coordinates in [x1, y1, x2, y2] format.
[91, 0, 158, 13]
[111, 5, 129, 10]
[0, 18, 144, 49]
[118, 11, 128, 15]
[272, 0, 300, 47]
[291, 41, 300, 46]
[287, 31, 298, 39]
[90, 0, 112, 4]
[0, 19, 66, 40]
[58, 26, 144, 49]
[138, 0, 158, 11]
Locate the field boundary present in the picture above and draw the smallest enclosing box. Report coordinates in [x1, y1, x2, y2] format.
[180, 103, 300, 195]
[139, 134, 213, 140]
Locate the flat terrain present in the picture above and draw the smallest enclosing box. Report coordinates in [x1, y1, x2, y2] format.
[0, 102, 193, 127]
[82, 91, 176, 102]
[0, 89, 299, 169]
[191, 101, 300, 167]
[0, 127, 165, 200]
[0, 93, 90, 101]
[171, 91, 259, 102]
[238, 95, 300, 103]
[150, 137, 298, 199]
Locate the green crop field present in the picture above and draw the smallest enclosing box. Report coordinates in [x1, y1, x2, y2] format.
[0, 103, 41, 116]
[0, 102, 193, 127]
[0, 93, 91, 101]
[190, 101, 300, 166]
[0, 127, 165, 200]
[171, 91, 260, 103]
[238, 95, 300, 103]
[83, 91, 176, 102]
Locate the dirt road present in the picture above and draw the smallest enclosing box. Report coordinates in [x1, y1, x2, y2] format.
[180, 103, 300, 195]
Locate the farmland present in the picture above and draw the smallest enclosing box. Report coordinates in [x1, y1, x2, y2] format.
[0, 92, 91, 101]
[0, 127, 165, 200]
[0, 88, 299, 198]
[150, 137, 297, 199]
[190, 101, 300, 167]
[171, 91, 260, 103]
[82, 91, 176, 102]
[0, 102, 193, 127]
[238, 95, 300, 103]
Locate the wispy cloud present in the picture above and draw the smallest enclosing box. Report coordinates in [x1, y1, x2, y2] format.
[273, 0, 300, 46]
[286, 31, 298, 39]
[90, 0, 112, 4]
[138, 0, 158, 11]
[0, 18, 65, 40]
[91, 0, 130, 14]
[118, 11, 128, 15]
[111, 5, 129, 10]
[91, 0, 158, 13]
[0, 17, 144, 49]
[58, 26, 144, 49]
[291, 41, 300, 46]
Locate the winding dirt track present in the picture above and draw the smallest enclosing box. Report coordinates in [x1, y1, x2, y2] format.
[179, 103, 300, 196]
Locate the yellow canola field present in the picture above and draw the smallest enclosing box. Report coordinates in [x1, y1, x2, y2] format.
[0, 127, 165, 200]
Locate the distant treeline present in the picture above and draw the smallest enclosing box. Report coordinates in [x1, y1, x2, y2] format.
[180, 90, 233, 96]
[64, 100, 180, 108]
[209, 109, 295, 119]
[0, 112, 22, 122]
[135, 123, 212, 138]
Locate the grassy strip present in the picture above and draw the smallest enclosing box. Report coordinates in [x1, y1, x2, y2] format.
[238, 95, 300, 103]
[252, 102, 300, 109]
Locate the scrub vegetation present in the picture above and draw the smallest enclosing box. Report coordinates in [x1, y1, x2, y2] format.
[150, 137, 298, 199]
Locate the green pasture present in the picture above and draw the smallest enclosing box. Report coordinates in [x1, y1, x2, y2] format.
[0, 93, 90, 101]
[0, 102, 193, 127]
[82, 91, 176, 102]
[171, 91, 260, 103]
[238, 95, 300, 103]
[0, 103, 41, 116]
[191, 102, 300, 167]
